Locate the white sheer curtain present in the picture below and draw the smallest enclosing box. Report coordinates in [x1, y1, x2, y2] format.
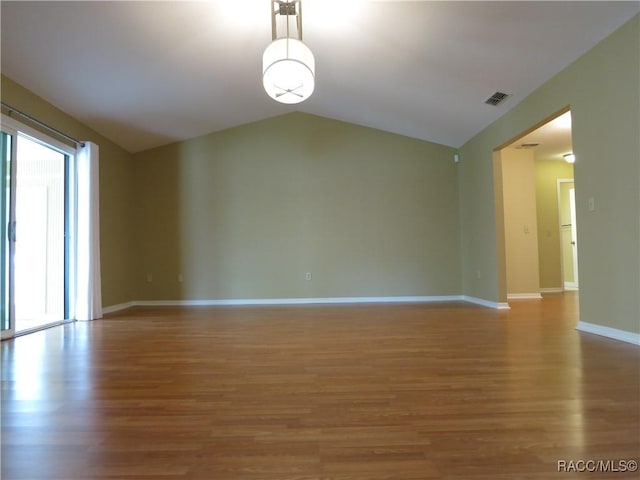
[73, 141, 102, 320]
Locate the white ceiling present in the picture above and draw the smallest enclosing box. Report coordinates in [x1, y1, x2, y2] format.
[2, 1, 638, 153]
[510, 110, 573, 163]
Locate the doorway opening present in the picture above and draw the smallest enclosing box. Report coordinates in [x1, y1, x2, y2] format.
[494, 107, 579, 302]
[1, 119, 74, 338]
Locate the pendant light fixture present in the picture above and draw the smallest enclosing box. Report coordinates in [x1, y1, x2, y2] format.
[263, 1, 315, 104]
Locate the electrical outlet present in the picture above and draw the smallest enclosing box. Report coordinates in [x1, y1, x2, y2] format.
[146, 273, 153, 283]
[177, 274, 184, 283]
[305, 272, 312, 281]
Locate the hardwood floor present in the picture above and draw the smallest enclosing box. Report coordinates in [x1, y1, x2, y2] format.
[1, 293, 638, 479]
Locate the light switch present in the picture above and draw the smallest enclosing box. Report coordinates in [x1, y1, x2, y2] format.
[588, 197, 595, 212]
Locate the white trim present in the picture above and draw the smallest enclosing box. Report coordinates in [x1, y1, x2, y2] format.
[539, 287, 564, 293]
[102, 301, 136, 314]
[576, 321, 640, 346]
[132, 296, 464, 307]
[564, 282, 579, 291]
[507, 293, 543, 300]
[103, 295, 519, 313]
[462, 296, 510, 310]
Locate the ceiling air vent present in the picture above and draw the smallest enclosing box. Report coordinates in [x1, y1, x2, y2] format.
[519, 143, 539, 148]
[485, 91, 509, 106]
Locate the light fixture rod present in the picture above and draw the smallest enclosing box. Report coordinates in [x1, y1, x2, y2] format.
[286, 2, 290, 38]
[271, 3, 277, 40]
[297, 1, 303, 40]
[271, 1, 303, 41]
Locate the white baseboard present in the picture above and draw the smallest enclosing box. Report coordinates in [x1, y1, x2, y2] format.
[103, 295, 516, 313]
[507, 293, 543, 300]
[576, 321, 640, 346]
[102, 301, 136, 314]
[564, 282, 579, 291]
[539, 288, 563, 293]
[133, 295, 464, 307]
[462, 296, 510, 310]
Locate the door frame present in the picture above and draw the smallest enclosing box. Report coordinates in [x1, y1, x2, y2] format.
[492, 105, 573, 303]
[1, 129, 17, 339]
[1, 114, 76, 339]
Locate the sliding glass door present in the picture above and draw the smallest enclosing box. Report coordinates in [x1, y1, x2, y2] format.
[1, 118, 73, 338]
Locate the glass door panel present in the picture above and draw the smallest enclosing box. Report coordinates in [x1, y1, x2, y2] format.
[14, 135, 67, 333]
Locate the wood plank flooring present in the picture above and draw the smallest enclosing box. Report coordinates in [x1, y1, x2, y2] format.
[1, 293, 639, 479]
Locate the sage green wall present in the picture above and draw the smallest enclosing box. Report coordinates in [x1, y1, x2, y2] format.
[459, 15, 639, 333]
[132, 112, 460, 301]
[535, 160, 574, 290]
[1, 75, 136, 308]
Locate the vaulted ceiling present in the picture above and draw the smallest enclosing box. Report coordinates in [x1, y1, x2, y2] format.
[2, 1, 638, 153]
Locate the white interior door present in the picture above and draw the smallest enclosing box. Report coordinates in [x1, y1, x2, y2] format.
[569, 187, 579, 287]
[558, 180, 579, 290]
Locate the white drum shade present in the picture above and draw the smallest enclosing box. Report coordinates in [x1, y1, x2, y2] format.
[263, 37, 315, 104]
